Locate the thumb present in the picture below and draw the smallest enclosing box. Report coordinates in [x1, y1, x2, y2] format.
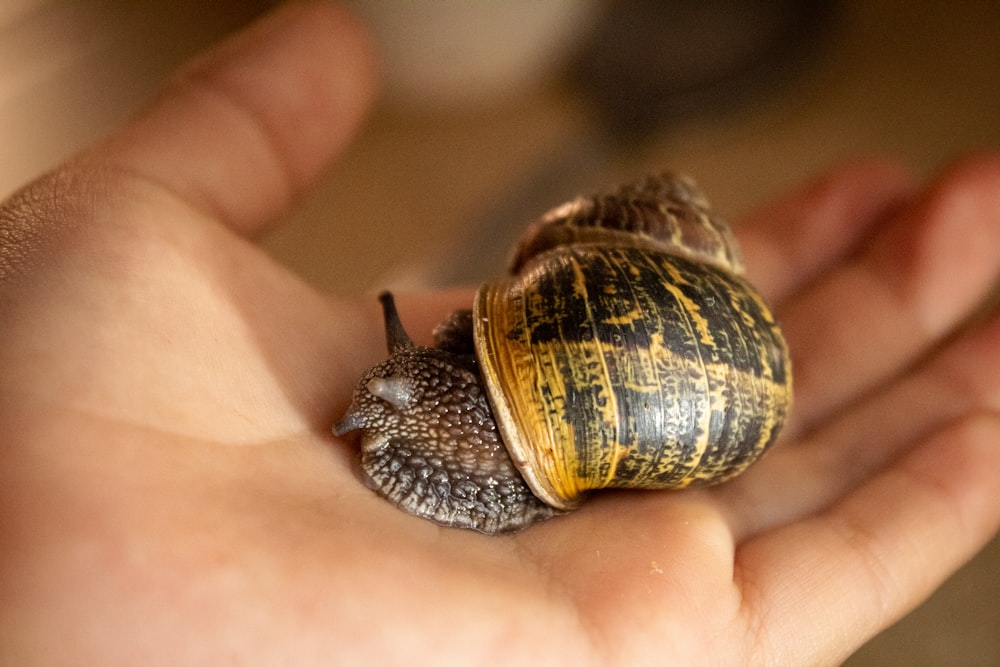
[87, 1, 377, 236]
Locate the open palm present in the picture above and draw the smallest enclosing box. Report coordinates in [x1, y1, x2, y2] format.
[2, 4, 999, 665]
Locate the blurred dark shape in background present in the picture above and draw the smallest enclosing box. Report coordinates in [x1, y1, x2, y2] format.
[572, 0, 839, 143]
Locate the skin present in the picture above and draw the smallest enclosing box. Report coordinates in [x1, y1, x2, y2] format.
[1, 3, 999, 665]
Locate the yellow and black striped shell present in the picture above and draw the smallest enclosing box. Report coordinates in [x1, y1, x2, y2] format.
[473, 173, 791, 511]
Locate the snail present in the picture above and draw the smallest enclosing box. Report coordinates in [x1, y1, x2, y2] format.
[334, 173, 791, 534]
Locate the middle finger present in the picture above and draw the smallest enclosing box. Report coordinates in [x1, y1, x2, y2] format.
[779, 156, 1000, 438]
[721, 295, 1000, 539]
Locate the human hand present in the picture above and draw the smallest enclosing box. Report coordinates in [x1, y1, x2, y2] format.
[2, 3, 999, 665]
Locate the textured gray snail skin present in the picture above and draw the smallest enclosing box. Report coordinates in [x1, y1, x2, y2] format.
[334, 173, 792, 534]
[333, 295, 557, 533]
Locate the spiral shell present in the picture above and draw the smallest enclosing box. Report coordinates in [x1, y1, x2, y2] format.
[473, 173, 791, 510]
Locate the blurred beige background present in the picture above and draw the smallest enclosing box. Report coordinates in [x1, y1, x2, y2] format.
[2, 1, 998, 664]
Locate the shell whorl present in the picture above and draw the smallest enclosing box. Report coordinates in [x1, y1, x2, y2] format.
[509, 172, 744, 277]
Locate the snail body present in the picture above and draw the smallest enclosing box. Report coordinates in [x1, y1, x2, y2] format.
[334, 173, 791, 533]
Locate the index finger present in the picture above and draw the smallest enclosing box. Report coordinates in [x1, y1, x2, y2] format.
[737, 159, 915, 302]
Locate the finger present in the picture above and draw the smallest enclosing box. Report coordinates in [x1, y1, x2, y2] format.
[737, 159, 915, 302]
[85, 1, 377, 236]
[780, 155, 1000, 437]
[735, 413, 1000, 666]
[721, 302, 1000, 537]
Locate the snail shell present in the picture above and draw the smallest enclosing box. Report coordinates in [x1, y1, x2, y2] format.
[475, 173, 790, 510]
[335, 173, 791, 532]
